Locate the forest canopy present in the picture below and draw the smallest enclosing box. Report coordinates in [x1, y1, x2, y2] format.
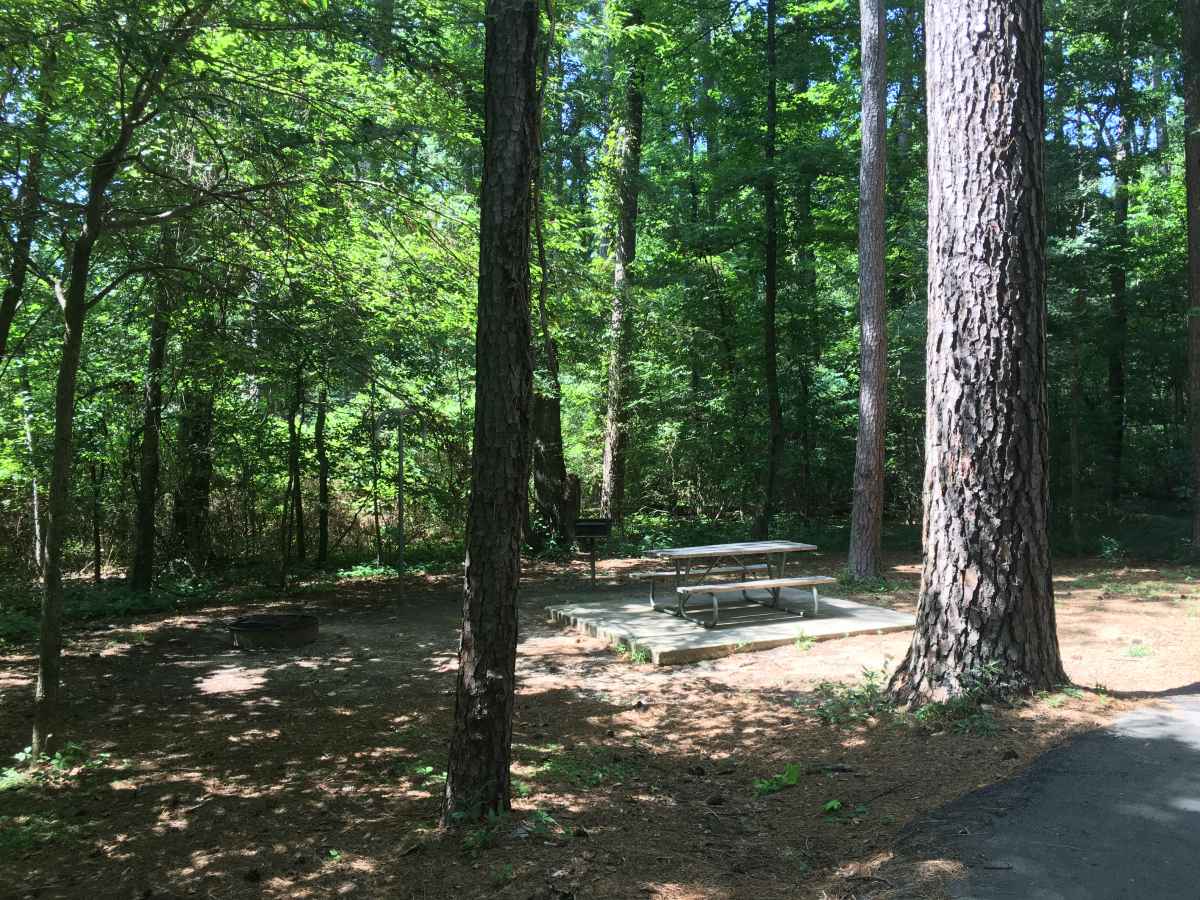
[0, 0, 1189, 594]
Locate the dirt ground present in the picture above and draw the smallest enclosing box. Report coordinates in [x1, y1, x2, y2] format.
[4, 553, 1200, 900]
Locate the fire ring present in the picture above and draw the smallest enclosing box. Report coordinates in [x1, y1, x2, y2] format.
[227, 613, 319, 650]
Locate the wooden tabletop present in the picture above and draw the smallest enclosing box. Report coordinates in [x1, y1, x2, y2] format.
[647, 540, 817, 560]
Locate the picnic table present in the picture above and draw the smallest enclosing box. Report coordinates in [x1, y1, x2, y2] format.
[646, 540, 832, 628]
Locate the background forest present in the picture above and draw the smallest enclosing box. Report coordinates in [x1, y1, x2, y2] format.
[0, 0, 1188, 629]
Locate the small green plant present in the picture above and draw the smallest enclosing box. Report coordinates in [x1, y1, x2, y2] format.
[912, 662, 1009, 736]
[459, 809, 509, 855]
[5, 742, 112, 787]
[1127, 643, 1152, 658]
[526, 809, 560, 836]
[327, 849, 343, 861]
[822, 798, 843, 815]
[1038, 687, 1082, 708]
[491, 863, 516, 887]
[611, 640, 650, 664]
[808, 667, 894, 726]
[1098, 535, 1126, 562]
[794, 632, 815, 653]
[409, 763, 447, 787]
[754, 763, 802, 796]
[336, 562, 400, 579]
[534, 747, 636, 787]
[0, 768, 32, 792]
[0, 814, 81, 852]
[837, 571, 899, 593]
[512, 778, 532, 798]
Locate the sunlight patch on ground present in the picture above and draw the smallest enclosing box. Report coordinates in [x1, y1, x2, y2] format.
[0, 671, 32, 689]
[195, 665, 268, 695]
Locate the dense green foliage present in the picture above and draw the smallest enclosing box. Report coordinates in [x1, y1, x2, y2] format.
[0, 0, 1191, 604]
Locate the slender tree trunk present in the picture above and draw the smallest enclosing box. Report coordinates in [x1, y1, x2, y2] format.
[316, 384, 330, 567]
[1183, 0, 1200, 544]
[444, 0, 537, 825]
[847, 0, 888, 578]
[90, 458, 102, 584]
[794, 179, 816, 511]
[753, 0, 783, 540]
[530, 150, 578, 546]
[129, 240, 173, 592]
[277, 470, 294, 588]
[395, 416, 406, 566]
[369, 378, 383, 565]
[529, 18, 577, 548]
[889, 0, 1065, 703]
[1070, 287, 1085, 550]
[1107, 112, 1130, 505]
[0, 45, 54, 362]
[18, 366, 45, 573]
[33, 222, 99, 756]
[600, 4, 644, 525]
[173, 378, 214, 570]
[290, 373, 306, 562]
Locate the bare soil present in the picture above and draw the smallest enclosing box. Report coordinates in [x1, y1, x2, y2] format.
[3, 553, 1199, 900]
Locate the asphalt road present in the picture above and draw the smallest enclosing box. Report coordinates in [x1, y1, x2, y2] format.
[896, 693, 1200, 899]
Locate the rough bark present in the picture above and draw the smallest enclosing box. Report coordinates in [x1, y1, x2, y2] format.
[443, 0, 537, 824]
[129, 239, 174, 592]
[889, 0, 1065, 703]
[600, 4, 644, 525]
[847, 0, 888, 578]
[753, 0, 783, 540]
[316, 384, 330, 567]
[1184, 0, 1200, 544]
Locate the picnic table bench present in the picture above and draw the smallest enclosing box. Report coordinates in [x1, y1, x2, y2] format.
[676, 575, 836, 628]
[645, 540, 832, 628]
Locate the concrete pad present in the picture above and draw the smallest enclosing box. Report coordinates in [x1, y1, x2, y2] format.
[546, 589, 915, 665]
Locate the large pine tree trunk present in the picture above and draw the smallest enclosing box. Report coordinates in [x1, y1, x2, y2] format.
[443, 0, 537, 825]
[129, 241, 173, 592]
[889, 0, 1065, 703]
[1182, 0, 1200, 545]
[600, 5, 644, 525]
[753, 0, 783, 540]
[847, 0, 888, 578]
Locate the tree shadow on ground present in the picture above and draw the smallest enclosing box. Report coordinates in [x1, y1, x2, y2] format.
[0, 574, 1185, 900]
